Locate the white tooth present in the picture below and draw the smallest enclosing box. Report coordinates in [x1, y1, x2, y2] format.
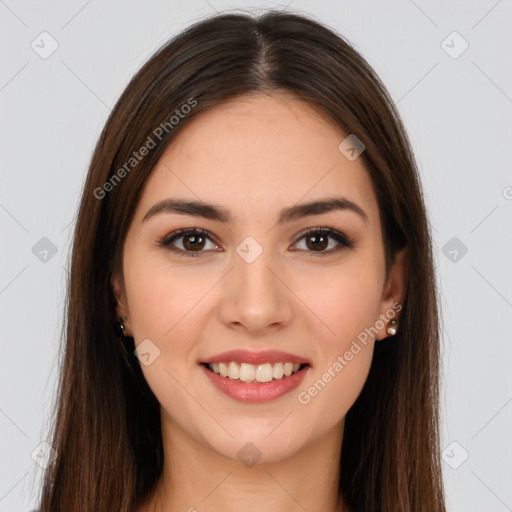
[272, 362, 284, 379]
[239, 363, 256, 382]
[228, 361, 240, 379]
[256, 363, 273, 383]
[219, 362, 229, 377]
[217, 361, 302, 381]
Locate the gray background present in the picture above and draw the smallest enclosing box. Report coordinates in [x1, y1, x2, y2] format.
[1, 1, 511, 511]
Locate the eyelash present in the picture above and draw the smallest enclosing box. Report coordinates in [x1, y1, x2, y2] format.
[157, 227, 355, 258]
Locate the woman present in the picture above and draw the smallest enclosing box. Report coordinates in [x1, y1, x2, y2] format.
[38, 9, 446, 512]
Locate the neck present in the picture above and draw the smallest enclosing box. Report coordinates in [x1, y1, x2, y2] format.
[141, 413, 347, 512]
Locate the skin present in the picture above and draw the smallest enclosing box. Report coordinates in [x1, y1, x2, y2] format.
[112, 92, 407, 512]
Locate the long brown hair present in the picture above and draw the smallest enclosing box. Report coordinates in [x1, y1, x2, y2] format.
[38, 10, 446, 512]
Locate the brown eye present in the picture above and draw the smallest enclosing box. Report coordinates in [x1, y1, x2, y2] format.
[292, 228, 355, 255]
[159, 228, 220, 257]
[182, 233, 206, 251]
[305, 232, 329, 251]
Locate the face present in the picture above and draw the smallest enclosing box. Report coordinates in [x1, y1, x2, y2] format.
[112, 92, 406, 464]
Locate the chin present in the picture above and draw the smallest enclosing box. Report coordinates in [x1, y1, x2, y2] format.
[202, 424, 309, 466]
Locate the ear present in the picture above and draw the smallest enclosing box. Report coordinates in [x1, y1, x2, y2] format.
[375, 247, 408, 340]
[111, 272, 129, 320]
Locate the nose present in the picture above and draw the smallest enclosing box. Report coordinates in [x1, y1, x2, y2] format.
[218, 242, 294, 336]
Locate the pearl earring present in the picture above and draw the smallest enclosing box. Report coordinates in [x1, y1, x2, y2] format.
[117, 316, 128, 336]
[386, 319, 398, 336]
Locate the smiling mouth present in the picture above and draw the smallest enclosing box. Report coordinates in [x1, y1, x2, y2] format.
[201, 361, 310, 383]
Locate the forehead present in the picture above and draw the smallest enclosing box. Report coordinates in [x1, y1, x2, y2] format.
[133, 93, 379, 227]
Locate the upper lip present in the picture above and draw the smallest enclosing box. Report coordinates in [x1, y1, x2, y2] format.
[201, 349, 311, 366]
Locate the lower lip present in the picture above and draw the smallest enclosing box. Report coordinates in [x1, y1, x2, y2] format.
[200, 364, 311, 403]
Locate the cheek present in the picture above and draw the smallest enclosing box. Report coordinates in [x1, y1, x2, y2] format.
[123, 257, 210, 422]
[123, 254, 218, 403]
[292, 259, 382, 416]
[124, 249, 210, 340]
[295, 277, 380, 419]
[296, 256, 384, 343]
[297, 341, 374, 429]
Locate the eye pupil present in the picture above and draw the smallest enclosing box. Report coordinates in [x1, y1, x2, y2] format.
[183, 234, 205, 251]
[306, 234, 328, 251]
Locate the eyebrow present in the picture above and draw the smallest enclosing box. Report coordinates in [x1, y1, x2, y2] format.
[142, 196, 369, 225]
